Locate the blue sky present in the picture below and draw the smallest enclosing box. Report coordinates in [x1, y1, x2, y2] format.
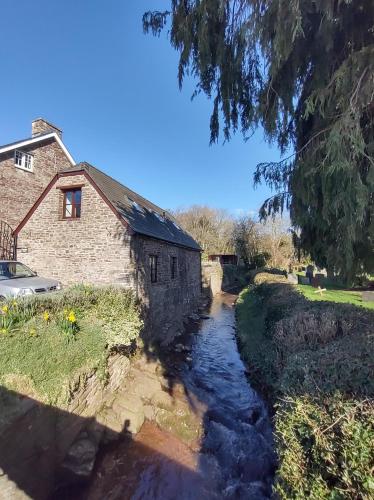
[0, 0, 282, 216]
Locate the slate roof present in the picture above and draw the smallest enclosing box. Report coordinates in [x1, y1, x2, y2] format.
[0, 132, 75, 164]
[0, 136, 33, 149]
[0, 134, 52, 151]
[62, 162, 201, 251]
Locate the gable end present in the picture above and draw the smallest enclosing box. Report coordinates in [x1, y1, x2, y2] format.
[14, 170, 133, 236]
[0, 132, 75, 166]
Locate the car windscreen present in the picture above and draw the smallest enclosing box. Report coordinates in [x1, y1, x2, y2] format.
[0, 262, 36, 280]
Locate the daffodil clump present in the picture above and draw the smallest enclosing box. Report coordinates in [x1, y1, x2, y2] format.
[0, 299, 80, 342]
[0, 286, 143, 349]
[0, 286, 142, 403]
[0, 303, 15, 335]
[58, 309, 79, 342]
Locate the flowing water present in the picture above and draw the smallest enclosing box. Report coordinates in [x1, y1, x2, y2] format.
[84, 293, 275, 499]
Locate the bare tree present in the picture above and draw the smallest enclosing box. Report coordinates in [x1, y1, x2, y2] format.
[174, 207, 295, 270]
[232, 216, 264, 268]
[172, 205, 235, 256]
[259, 216, 294, 270]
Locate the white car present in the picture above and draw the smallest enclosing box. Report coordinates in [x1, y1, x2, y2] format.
[0, 260, 62, 300]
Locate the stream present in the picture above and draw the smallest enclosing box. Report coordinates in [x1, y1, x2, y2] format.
[83, 293, 275, 499]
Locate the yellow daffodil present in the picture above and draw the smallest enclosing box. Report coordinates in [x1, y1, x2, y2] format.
[68, 311, 76, 323]
[12, 300, 17, 307]
[1, 305, 9, 314]
[43, 311, 50, 322]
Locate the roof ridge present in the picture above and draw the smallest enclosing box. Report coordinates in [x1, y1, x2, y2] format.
[75, 161, 170, 216]
[0, 132, 75, 165]
[0, 132, 54, 150]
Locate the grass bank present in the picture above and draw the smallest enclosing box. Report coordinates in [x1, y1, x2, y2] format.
[298, 283, 374, 310]
[0, 286, 143, 405]
[236, 274, 374, 499]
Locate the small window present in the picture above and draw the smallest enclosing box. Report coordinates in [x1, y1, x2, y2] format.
[149, 255, 158, 283]
[14, 150, 34, 172]
[63, 188, 82, 219]
[171, 256, 177, 279]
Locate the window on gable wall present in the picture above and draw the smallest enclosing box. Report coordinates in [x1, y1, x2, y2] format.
[171, 256, 177, 279]
[149, 255, 158, 283]
[14, 150, 34, 172]
[63, 188, 82, 219]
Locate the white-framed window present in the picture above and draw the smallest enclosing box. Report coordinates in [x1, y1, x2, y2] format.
[14, 150, 34, 172]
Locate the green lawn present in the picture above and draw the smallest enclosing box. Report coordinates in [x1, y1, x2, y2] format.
[298, 284, 374, 310]
[0, 317, 107, 404]
[0, 286, 142, 405]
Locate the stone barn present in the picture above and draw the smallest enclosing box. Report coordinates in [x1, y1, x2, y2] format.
[1, 120, 202, 341]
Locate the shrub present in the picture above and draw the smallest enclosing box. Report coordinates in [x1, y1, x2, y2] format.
[275, 396, 374, 499]
[236, 283, 374, 498]
[93, 287, 143, 349]
[253, 272, 288, 285]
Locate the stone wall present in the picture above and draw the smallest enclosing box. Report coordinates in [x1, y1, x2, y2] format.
[17, 174, 136, 287]
[202, 262, 249, 296]
[0, 354, 131, 500]
[201, 262, 223, 297]
[133, 235, 202, 343]
[0, 138, 72, 229]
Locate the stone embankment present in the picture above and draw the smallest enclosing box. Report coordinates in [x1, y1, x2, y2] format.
[99, 353, 203, 448]
[0, 346, 204, 500]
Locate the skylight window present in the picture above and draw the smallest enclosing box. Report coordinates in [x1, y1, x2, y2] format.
[154, 212, 164, 222]
[131, 200, 144, 213]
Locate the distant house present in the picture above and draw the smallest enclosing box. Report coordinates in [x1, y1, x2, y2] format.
[0, 118, 74, 231]
[0, 119, 201, 341]
[208, 254, 238, 266]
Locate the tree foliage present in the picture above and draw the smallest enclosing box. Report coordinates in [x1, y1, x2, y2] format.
[143, 1, 374, 281]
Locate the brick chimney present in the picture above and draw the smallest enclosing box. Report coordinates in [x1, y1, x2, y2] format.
[32, 118, 63, 138]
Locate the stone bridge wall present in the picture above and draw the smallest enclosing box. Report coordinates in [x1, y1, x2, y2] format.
[202, 262, 248, 296]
